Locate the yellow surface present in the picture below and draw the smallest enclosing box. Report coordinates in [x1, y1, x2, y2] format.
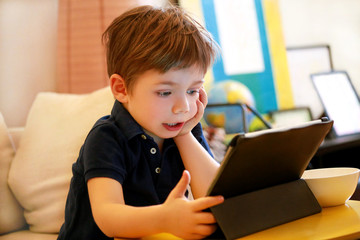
[263, 0, 294, 109]
[242, 200, 360, 240]
[116, 200, 360, 240]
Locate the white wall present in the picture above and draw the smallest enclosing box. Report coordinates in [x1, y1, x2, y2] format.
[1, 0, 359, 127]
[0, 0, 58, 127]
[0, 0, 167, 128]
[279, 0, 360, 92]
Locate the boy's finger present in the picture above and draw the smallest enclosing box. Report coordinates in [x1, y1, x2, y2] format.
[195, 212, 217, 224]
[194, 223, 218, 236]
[196, 99, 205, 118]
[192, 195, 224, 211]
[199, 87, 208, 107]
[167, 170, 191, 200]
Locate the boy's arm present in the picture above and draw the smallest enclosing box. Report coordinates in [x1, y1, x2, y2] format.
[174, 132, 219, 198]
[174, 88, 220, 199]
[87, 172, 223, 239]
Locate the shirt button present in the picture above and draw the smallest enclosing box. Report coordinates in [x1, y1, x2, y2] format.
[155, 167, 161, 174]
[150, 148, 156, 154]
[141, 134, 147, 140]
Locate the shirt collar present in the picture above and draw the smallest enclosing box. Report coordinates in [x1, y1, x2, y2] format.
[111, 100, 145, 140]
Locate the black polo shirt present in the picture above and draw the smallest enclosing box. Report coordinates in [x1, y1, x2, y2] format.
[58, 100, 212, 240]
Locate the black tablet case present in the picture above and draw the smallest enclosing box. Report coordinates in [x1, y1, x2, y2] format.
[207, 119, 333, 240]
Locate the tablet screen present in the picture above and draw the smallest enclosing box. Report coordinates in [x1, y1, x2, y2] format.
[312, 71, 360, 137]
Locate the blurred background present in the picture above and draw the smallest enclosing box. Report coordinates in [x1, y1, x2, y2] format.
[0, 0, 359, 128]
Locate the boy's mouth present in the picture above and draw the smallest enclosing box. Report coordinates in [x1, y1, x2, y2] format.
[163, 122, 185, 131]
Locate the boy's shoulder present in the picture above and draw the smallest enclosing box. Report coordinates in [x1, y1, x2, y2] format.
[85, 115, 121, 142]
[89, 115, 115, 132]
[87, 111, 144, 144]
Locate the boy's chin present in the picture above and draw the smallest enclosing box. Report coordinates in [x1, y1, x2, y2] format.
[144, 128, 179, 140]
[158, 132, 180, 139]
[158, 128, 184, 139]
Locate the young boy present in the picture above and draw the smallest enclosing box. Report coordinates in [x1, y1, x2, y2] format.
[58, 5, 224, 240]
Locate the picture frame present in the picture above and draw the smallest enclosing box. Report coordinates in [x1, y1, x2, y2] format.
[286, 45, 333, 118]
[269, 107, 313, 128]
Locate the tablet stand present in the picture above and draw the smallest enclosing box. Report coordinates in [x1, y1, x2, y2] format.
[210, 179, 321, 240]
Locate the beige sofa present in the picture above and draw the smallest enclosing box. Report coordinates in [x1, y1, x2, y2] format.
[0, 87, 115, 239]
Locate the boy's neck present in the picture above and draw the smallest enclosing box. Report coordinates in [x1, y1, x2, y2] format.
[143, 129, 164, 152]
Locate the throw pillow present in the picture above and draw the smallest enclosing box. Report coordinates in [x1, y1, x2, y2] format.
[8, 87, 114, 233]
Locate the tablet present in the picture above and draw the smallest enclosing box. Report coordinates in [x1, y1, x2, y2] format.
[311, 71, 360, 138]
[207, 119, 333, 198]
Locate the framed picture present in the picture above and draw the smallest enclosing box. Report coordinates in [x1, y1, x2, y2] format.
[204, 103, 246, 134]
[286, 45, 333, 118]
[204, 103, 272, 134]
[311, 71, 360, 137]
[180, 0, 294, 114]
[269, 107, 312, 128]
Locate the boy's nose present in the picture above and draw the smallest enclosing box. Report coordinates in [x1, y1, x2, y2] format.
[172, 96, 190, 114]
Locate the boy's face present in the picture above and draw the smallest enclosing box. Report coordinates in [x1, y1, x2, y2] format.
[122, 66, 204, 139]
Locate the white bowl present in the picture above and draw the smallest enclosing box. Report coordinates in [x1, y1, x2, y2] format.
[302, 167, 360, 207]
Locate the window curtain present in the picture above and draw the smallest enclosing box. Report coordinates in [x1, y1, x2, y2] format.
[56, 0, 167, 93]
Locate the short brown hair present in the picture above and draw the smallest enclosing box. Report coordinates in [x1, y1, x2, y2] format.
[102, 5, 219, 93]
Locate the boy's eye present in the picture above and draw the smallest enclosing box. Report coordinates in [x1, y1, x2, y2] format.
[187, 89, 200, 95]
[157, 91, 172, 97]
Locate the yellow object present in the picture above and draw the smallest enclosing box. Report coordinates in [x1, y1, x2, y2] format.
[263, 0, 294, 109]
[248, 113, 271, 132]
[206, 113, 226, 128]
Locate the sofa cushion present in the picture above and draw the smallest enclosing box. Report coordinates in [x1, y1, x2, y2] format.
[0, 230, 57, 240]
[8, 87, 114, 233]
[0, 112, 27, 234]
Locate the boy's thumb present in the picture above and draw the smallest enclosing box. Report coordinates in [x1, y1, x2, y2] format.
[168, 170, 191, 200]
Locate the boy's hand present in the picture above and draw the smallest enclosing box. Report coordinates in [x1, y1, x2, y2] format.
[177, 87, 208, 137]
[162, 170, 224, 239]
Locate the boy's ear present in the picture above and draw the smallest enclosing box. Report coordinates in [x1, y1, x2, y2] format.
[110, 74, 128, 103]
